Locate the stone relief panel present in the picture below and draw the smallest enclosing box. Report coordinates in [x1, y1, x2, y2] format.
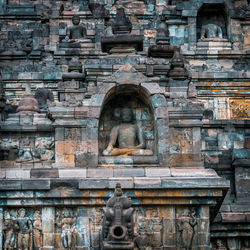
[176, 207, 198, 249]
[202, 98, 250, 120]
[0, 20, 49, 56]
[169, 128, 193, 154]
[211, 237, 250, 250]
[55, 207, 90, 249]
[230, 99, 250, 120]
[134, 206, 205, 249]
[1, 205, 208, 249]
[3, 208, 42, 250]
[0, 133, 55, 163]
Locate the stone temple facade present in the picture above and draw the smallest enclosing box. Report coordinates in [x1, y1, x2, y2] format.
[0, 0, 249, 249]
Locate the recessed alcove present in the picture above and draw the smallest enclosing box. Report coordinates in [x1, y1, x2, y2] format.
[98, 84, 157, 166]
[197, 3, 228, 41]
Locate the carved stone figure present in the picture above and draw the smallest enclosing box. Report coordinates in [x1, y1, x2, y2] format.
[112, 8, 132, 34]
[3, 211, 19, 250]
[89, 3, 109, 19]
[103, 107, 153, 156]
[177, 208, 197, 249]
[59, 208, 77, 248]
[65, 15, 86, 41]
[156, 21, 170, 45]
[33, 210, 42, 248]
[215, 239, 227, 250]
[34, 88, 54, 111]
[201, 23, 223, 40]
[35, 137, 55, 161]
[102, 183, 134, 249]
[17, 83, 40, 114]
[0, 72, 6, 120]
[16, 208, 33, 250]
[168, 49, 189, 80]
[242, 238, 250, 250]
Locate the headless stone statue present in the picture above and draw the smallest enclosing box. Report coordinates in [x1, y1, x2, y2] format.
[103, 107, 153, 156]
[34, 88, 54, 111]
[65, 15, 86, 42]
[200, 23, 223, 40]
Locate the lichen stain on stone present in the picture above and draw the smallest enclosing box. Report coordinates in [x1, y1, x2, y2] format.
[213, 190, 223, 197]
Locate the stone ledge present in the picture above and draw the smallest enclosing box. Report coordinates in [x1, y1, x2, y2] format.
[221, 212, 250, 223]
[0, 167, 222, 179]
[233, 159, 250, 167]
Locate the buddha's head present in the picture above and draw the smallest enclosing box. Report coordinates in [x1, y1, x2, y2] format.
[120, 107, 133, 123]
[72, 15, 80, 25]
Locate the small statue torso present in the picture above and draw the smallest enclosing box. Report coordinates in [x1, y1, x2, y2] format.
[204, 24, 219, 38]
[69, 26, 84, 39]
[117, 124, 137, 148]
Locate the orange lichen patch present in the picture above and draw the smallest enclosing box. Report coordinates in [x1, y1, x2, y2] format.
[170, 154, 201, 167]
[81, 191, 90, 197]
[90, 191, 108, 197]
[159, 206, 174, 218]
[211, 89, 220, 92]
[198, 191, 207, 197]
[91, 198, 105, 205]
[213, 190, 223, 196]
[134, 191, 143, 197]
[63, 154, 75, 163]
[141, 198, 190, 205]
[60, 188, 71, 197]
[56, 141, 79, 155]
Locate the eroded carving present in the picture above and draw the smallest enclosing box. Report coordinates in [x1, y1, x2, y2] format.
[56, 208, 77, 248]
[0, 73, 6, 120]
[177, 208, 198, 249]
[3, 211, 19, 250]
[34, 88, 54, 111]
[16, 208, 33, 250]
[33, 210, 43, 248]
[112, 8, 132, 34]
[102, 183, 134, 249]
[3, 208, 43, 250]
[17, 83, 40, 114]
[201, 24, 223, 40]
[168, 50, 189, 80]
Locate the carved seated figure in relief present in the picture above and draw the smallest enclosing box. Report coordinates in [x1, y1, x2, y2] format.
[200, 23, 223, 40]
[103, 107, 153, 156]
[63, 15, 86, 43]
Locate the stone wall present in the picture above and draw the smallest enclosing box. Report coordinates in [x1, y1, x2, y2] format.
[0, 0, 249, 249]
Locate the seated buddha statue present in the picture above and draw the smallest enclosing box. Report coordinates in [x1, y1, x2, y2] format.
[103, 107, 153, 156]
[200, 23, 223, 40]
[63, 15, 86, 43]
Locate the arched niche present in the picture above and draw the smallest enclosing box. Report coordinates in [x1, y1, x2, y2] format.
[98, 84, 156, 158]
[197, 3, 228, 41]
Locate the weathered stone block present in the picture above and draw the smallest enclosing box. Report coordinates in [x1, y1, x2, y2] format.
[87, 168, 113, 178]
[79, 179, 109, 189]
[134, 177, 161, 188]
[59, 168, 86, 178]
[31, 169, 59, 178]
[109, 178, 134, 189]
[22, 180, 50, 190]
[145, 168, 171, 177]
[113, 168, 145, 177]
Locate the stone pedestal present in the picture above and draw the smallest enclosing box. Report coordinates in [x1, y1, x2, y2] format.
[197, 40, 232, 51]
[101, 35, 143, 54]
